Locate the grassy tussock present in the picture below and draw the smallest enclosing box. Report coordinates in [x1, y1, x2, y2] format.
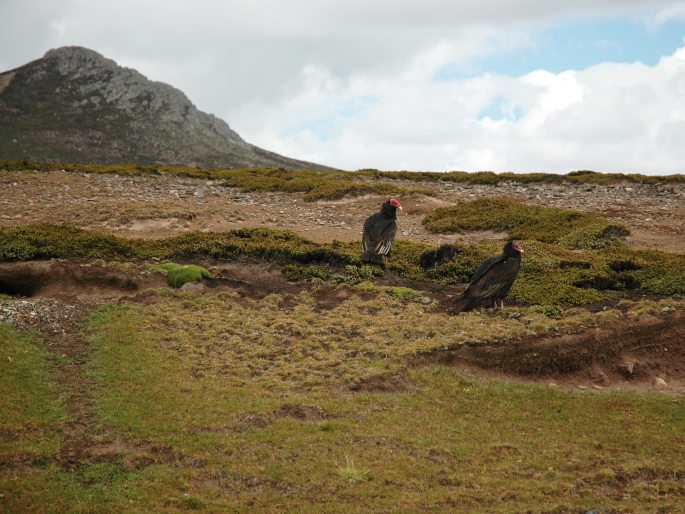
[422, 198, 629, 249]
[1, 224, 683, 305]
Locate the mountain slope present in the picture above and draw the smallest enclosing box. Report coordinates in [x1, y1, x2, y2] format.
[0, 46, 327, 169]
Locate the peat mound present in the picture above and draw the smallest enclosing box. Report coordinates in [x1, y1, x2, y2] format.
[0, 259, 158, 299]
[415, 310, 685, 392]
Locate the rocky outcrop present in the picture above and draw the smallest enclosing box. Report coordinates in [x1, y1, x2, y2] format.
[0, 46, 327, 169]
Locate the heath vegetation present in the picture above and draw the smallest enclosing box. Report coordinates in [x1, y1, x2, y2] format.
[1, 162, 684, 513]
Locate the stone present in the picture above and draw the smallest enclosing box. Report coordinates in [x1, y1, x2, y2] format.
[654, 377, 668, 389]
[179, 282, 206, 294]
[617, 358, 637, 377]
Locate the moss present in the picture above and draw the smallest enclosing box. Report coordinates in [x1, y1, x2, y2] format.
[423, 198, 629, 249]
[155, 263, 211, 288]
[333, 264, 385, 285]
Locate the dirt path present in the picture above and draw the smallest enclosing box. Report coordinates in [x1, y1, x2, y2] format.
[1, 169, 683, 252]
[0, 295, 103, 468]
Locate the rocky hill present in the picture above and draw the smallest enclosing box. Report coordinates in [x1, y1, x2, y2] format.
[0, 46, 326, 169]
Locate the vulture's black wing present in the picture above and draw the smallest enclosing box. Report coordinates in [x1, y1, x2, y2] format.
[469, 255, 503, 283]
[361, 213, 397, 263]
[455, 256, 520, 312]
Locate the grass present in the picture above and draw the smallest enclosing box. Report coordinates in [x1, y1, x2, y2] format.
[0, 323, 65, 464]
[422, 197, 630, 249]
[338, 455, 371, 484]
[2, 162, 684, 511]
[4, 297, 681, 512]
[1, 291, 684, 512]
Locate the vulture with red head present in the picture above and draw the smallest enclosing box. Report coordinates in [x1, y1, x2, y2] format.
[454, 240, 523, 313]
[361, 198, 402, 264]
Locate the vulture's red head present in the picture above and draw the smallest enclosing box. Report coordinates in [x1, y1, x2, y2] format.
[512, 241, 523, 253]
[389, 198, 402, 211]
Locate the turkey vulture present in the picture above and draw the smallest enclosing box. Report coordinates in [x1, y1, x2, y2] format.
[454, 240, 523, 313]
[361, 198, 402, 264]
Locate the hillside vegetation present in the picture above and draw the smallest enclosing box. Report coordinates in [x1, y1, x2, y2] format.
[2, 159, 684, 186]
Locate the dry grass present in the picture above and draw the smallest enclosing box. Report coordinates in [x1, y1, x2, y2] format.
[105, 292, 682, 391]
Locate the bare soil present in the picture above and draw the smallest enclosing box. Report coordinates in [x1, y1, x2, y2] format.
[415, 310, 685, 394]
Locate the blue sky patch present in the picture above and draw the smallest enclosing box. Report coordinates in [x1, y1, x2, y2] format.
[436, 13, 685, 80]
[478, 95, 524, 122]
[285, 94, 377, 140]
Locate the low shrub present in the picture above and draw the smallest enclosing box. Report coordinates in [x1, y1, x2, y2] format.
[423, 198, 629, 249]
[1, 224, 682, 306]
[282, 264, 332, 282]
[5, 160, 681, 193]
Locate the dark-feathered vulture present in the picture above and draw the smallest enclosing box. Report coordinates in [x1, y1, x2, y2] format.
[454, 240, 523, 313]
[361, 198, 402, 264]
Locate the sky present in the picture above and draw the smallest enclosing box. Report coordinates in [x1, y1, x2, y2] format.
[1, 1, 685, 174]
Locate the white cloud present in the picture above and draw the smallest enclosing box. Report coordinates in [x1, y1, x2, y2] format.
[648, 3, 685, 27]
[238, 41, 685, 173]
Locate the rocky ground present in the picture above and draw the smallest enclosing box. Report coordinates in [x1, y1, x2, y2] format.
[1, 169, 683, 252]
